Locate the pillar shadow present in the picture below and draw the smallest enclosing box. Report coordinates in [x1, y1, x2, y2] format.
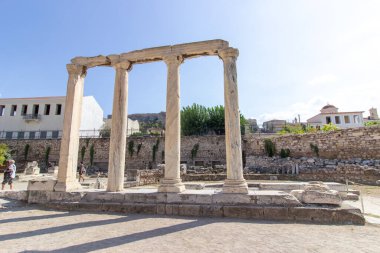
[0, 215, 145, 242]
[0, 211, 80, 224]
[21, 218, 214, 253]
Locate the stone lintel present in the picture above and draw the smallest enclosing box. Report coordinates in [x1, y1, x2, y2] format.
[71, 55, 111, 68]
[70, 40, 229, 67]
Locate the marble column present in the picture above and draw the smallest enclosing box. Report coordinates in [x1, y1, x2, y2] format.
[158, 55, 185, 193]
[107, 61, 131, 192]
[55, 64, 87, 192]
[219, 48, 248, 194]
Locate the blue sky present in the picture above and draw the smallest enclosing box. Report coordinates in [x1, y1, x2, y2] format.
[0, 0, 379, 125]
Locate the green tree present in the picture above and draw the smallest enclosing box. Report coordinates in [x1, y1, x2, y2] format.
[207, 105, 225, 135]
[0, 144, 10, 166]
[181, 104, 248, 136]
[181, 103, 209, 136]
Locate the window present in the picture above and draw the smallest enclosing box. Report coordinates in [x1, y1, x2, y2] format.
[40, 131, 47, 139]
[32, 104, 39, 115]
[56, 104, 62, 115]
[353, 115, 360, 124]
[344, 115, 350, 124]
[335, 116, 341, 124]
[52, 131, 59, 139]
[5, 131, 12, 139]
[21, 105, 28, 116]
[29, 131, 36, 139]
[10, 105, 17, 116]
[17, 132, 24, 139]
[0, 105, 5, 116]
[44, 104, 51, 115]
[326, 116, 331, 124]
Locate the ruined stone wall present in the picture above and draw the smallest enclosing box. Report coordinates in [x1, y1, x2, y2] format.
[2, 126, 380, 173]
[244, 126, 380, 159]
[1, 135, 226, 172]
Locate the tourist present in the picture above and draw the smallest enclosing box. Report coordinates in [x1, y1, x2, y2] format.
[1, 160, 16, 190]
[78, 162, 86, 182]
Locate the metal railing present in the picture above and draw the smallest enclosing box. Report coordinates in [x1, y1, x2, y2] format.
[22, 114, 42, 121]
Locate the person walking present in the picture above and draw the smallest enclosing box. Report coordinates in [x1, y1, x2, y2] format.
[78, 162, 86, 183]
[1, 160, 16, 190]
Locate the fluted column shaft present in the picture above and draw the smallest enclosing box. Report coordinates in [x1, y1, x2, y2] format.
[158, 55, 185, 193]
[55, 64, 87, 192]
[107, 62, 131, 192]
[219, 48, 248, 194]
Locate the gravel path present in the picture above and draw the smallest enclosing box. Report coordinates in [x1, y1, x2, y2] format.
[1, 199, 380, 253]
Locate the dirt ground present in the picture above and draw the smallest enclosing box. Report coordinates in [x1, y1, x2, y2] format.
[1, 179, 380, 252]
[1, 198, 380, 253]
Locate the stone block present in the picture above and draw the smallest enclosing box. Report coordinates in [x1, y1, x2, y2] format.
[212, 193, 252, 205]
[157, 204, 166, 215]
[27, 180, 57, 191]
[28, 190, 48, 204]
[178, 204, 201, 216]
[263, 207, 289, 220]
[47, 192, 82, 202]
[200, 205, 223, 217]
[302, 190, 342, 206]
[223, 206, 251, 219]
[167, 193, 197, 204]
[0, 190, 28, 201]
[134, 203, 157, 214]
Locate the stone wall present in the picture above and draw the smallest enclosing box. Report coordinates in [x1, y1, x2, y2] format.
[2, 126, 380, 175]
[244, 126, 380, 159]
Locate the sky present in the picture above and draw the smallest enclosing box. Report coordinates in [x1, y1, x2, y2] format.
[0, 0, 379, 126]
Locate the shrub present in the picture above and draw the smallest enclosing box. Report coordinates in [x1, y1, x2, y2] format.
[0, 144, 10, 166]
[264, 139, 276, 157]
[24, 144, 30, 161]
[310, 143, 319, 157]
[89, 144, 95, 166]
[80, 146, 86, 163]
[321, 123, 339, 132]
[191, 143, 200, 160]
[365, 121, 380, 127]
[128, 140, 134, 157]
[280, 148, 290, 158]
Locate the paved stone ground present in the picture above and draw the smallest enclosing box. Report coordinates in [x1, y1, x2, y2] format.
[0, 198, 380, 253]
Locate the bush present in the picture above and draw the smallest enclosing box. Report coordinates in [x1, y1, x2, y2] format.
[280, 148, 290, 158]
[0, 144, 10, 166]
[321, 123, 339, 132]
[365, 121, 380, 127]
[264, 139, 276, 157]
[310, 143, 319, 157]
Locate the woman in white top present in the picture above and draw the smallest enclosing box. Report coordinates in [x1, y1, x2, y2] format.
[1, 160, 16, 190]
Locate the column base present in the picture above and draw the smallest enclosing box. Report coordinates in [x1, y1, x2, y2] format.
[54, 181, 82, 192]
[222, 179, 249, 194]
[158, 178, 185, 193]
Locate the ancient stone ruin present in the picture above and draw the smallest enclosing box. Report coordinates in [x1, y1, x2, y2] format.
[56, 40, 248, 194]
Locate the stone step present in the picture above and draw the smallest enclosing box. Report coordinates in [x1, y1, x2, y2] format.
[42, 201, 365, 225]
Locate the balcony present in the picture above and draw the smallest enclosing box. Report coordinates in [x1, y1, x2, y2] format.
[23, 114, 41, 122]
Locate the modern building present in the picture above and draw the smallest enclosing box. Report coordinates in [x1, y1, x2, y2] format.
[307, 104, 364, 129]
[262, 119, 287, 133]
[0, 96, 104, 139]
[104, 115, 140, 136]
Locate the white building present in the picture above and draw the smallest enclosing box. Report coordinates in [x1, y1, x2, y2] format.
[0, 96, 104, 139]
[104, 115, 140, 136]
[307, 104, 364, 129]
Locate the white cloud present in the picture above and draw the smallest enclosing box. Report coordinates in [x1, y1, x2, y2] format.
[308, 75, 338, 87]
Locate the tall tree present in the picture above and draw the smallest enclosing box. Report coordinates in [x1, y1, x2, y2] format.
[181, 104, 209, 136]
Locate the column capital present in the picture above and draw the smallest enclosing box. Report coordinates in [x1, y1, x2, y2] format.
[218, 48, 239, 60]
[163, 55, 183, 66]
[113, 61, 132, 71]
[66, 64, 87, 77]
